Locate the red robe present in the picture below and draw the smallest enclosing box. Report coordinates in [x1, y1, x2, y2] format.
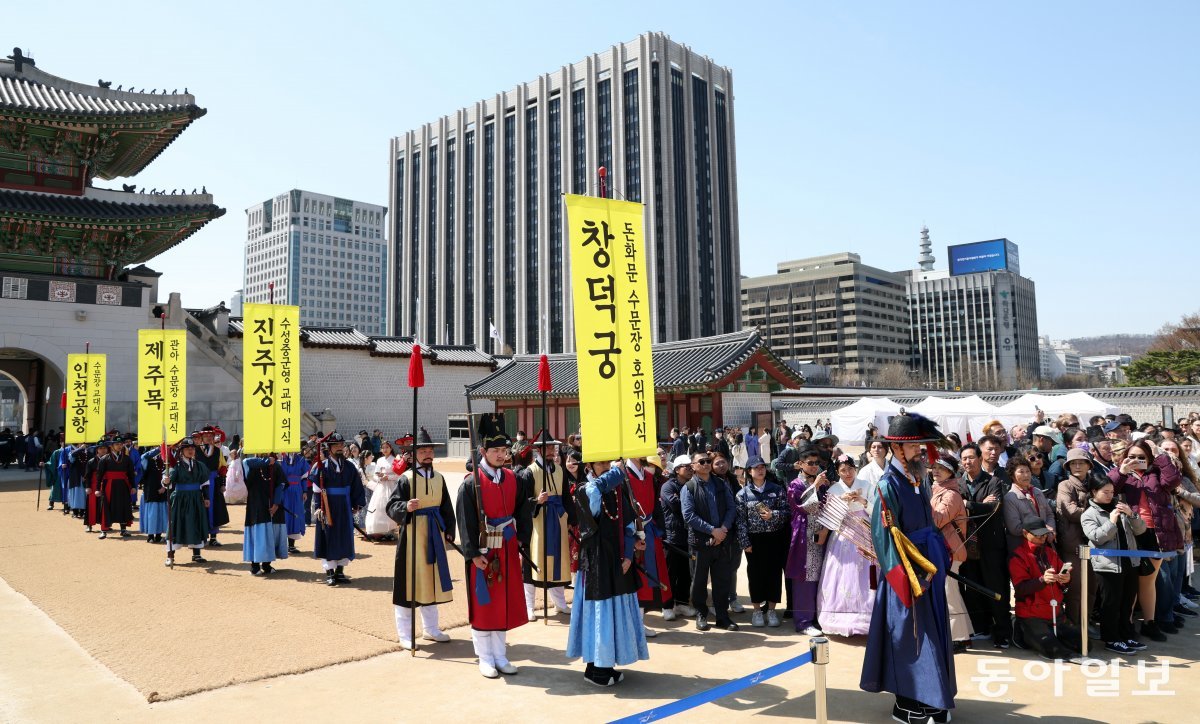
[85, 457, 107, 529]
[627, 464, 674, 610]
[460, 467, 528, 632]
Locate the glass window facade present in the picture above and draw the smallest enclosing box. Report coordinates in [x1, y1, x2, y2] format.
[692, 76, 714, 336]
[651, 62, 665, 343]
[623, 69, 641, 203]
[596, 78, 612, 190]
[409, 151, 421, 334]
[426, 144, 438, 342]
[483, 123, 495, 342]
[548, 96, 564, 352]
[464, 131, 475, 345]
[670, 68, 691, 339]
[503, 113, 516, 351]
[445, 138, 456, 343]
[571, 88, 586, 194]
[525, 106, 539, 352]
[393, 157, 405, 331]
[715, 90, 734, 332]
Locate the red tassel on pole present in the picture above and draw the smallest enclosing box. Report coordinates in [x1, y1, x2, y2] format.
[538, 354, 552, 393]
[408, 344, 425, 388]
[60, 392, 67, 410]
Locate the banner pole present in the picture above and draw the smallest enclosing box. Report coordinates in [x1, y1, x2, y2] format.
[810, 636, 829, 724]
[1079, 544, 1090, 658]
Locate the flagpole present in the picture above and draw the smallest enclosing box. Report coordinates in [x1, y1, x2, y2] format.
[407, 345, 426, 656]
[538, 354, 552, 624]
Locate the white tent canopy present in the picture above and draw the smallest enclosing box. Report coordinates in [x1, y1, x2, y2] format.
[908, 394, 1000, 442]
[830, 397, 904, 444]
[993, 392, 1119, 428]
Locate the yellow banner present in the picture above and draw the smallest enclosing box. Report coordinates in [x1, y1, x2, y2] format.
[65, 354, 106, 444]
[242, 303, 301, 453]
[137, 329, 187, 445]
[565, 195, 657, 462]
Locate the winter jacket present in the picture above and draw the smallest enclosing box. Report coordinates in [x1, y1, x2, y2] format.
[1010, 540, 1066, 621]
[1055, 476, 1090, 563]
[1080, 499, 1146, 574]
[1003, 485, 1056, 554]
[961, 469, 1008, 553]
[1109, 453, 1184, 551]
[735, 480, 790, 549]
[659, 475, 689, 546]
[931, 479, 969, 563]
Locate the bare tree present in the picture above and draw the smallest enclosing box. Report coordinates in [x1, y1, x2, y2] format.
[872, 362, 917, 389]
[1151, 311, 1200, 352]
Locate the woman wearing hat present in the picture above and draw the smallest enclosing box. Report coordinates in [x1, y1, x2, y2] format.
[859, 413, 956, 724]
[816, 454, 877, 637]
[1056, 449, 1095, 625]
[930, 455, 973, 651]
[735, 455, 790, 628]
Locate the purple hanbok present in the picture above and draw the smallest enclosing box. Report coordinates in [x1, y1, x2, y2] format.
[786, 478, 827, 631]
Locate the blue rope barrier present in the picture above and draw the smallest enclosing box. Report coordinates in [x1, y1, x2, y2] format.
[1090, 548, 1176, 559]
[609, 651, 814, 724]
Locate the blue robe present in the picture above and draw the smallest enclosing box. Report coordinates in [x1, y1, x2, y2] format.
[311, 457, 366, 562]
[860, 460, 956, 710]
[278, 453, 309, 537]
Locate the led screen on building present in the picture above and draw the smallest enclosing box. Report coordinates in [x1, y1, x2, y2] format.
[948, 239, 1020, 276]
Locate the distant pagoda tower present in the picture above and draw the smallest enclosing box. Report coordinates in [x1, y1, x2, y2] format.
[917, 225, 934, 271]
[0, 48, 224, 278]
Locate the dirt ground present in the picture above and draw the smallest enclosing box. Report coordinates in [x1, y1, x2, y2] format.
[1, 466, 1197, 723]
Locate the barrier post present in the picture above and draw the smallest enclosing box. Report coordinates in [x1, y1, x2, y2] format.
[1079, 545, 1090, 658]
[810, 636, 830, 724]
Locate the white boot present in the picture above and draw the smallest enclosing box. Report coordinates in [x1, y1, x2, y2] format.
[550, 586, 570, 614]
[524, 582, 537, 621]
[472, 630, 498, 678]
[641, 607, 657, 638]
[492, 631, 517, 675]
[420, 605, 450, 642]
[393, 605, 415, 649]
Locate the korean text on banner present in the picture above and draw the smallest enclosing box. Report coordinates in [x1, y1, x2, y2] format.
[66, 354, 106, 444]
[565, 194, 656, 462]
[137, 329, 187, 445]
[242, 303, 301, 454]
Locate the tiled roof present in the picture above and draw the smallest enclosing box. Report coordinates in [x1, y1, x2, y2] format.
[467, 329, 805, 399]
[0, 60, 201, 117]
[300, 327, 372, 349]
[0, 188, 222, 220]
[226, 320, 495, 367]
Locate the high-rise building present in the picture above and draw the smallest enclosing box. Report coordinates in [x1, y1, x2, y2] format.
[907, 235, 1040, 389]
[1039, 337, 1083, 380]
[243, 190, 388, 335]
[388, 32, 740, 353]
[740, 253, 910, 382]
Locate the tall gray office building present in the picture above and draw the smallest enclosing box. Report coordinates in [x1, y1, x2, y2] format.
[907, 234, 1040, 390]
[244, 190, 389, 335]
[388, 32, 740, 353]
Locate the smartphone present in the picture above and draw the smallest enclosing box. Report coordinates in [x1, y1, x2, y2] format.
[1135, 459, 1149, 471]
[1059, 562, 1073, 574]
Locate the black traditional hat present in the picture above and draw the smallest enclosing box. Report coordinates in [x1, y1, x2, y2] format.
[531, 428, 562, 447]
[176, 436, 197, 450]
[477, 413, 511, 450]
[415, 427, 440, 448]
[95, 438, 111, 449]
[325, 431, 346, 445]
[882, 411, 947, 445]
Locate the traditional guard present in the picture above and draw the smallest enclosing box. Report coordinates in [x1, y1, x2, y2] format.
[278, 450, 310, 553]
[84, 439, 110, 533]
[566, 458, 650, 687]
[860, 412, 957, 724]
[196, 426, 230, 547]
[625, 454, 673, 635]
[386, 429, 456, 649]
[166, 437, 211, 566]
[139, 447, 170, 543]
[46, 444, 66, 512]
[243, 453, 289, 575]
[97, 434, 137, 539]
[456, 413, 532, 678]
[520, 430, 573, 621]
[66, 442, 89, 518]
[311, 432, 366, 586]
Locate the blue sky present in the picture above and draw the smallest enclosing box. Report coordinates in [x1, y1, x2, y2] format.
[10, 1, 1196, 339]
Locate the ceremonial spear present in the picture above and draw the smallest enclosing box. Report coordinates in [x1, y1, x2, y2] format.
[538, 353, 552, 624]
[407, 344, 425, 656]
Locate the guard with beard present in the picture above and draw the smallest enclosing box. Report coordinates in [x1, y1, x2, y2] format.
[859, 413, 957, 724]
